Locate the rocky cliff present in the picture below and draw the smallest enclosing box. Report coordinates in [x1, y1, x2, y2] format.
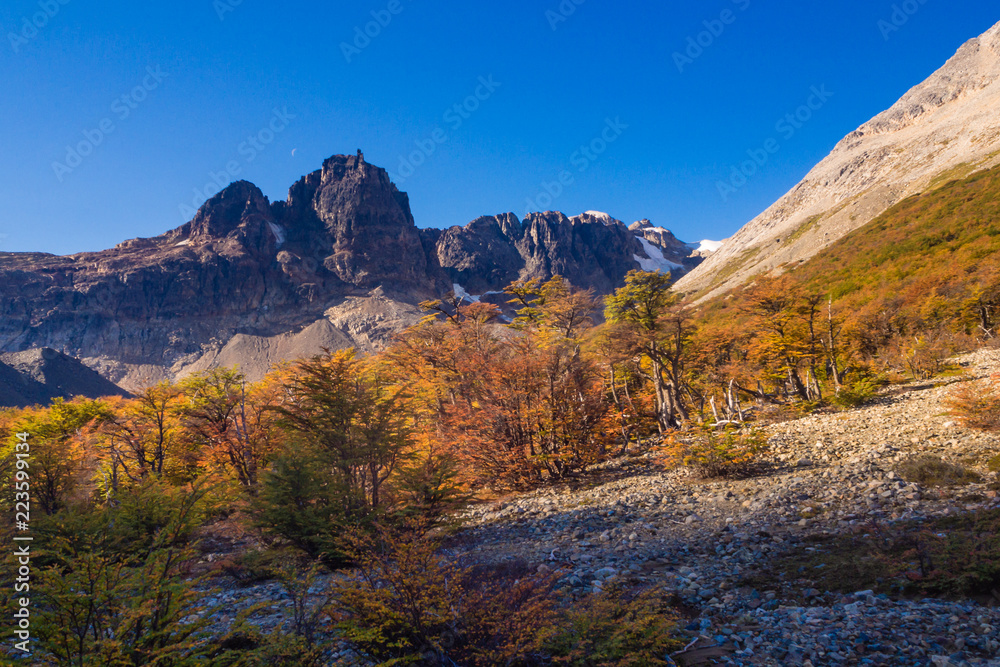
[676, 19, 1000, 300]
[431, 210, 700, 296]
[0, 154, 703, 397]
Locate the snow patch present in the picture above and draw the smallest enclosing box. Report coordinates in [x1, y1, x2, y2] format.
[634, 237, 683, 274]
[267, 222, 286, 248]
[574, 211, 622, 226]
[697, 239, 723, 253]
[174, 239, 192, 247]
[453, 283, 479, 303]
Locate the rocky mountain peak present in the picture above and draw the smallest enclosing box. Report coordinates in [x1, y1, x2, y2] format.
[630, 218, 683, 247]
[570, 210, 625, 228]
[851, 20, 1000, 140]
[297, 153, 428, 289]
[315, 152, 415, 230]
[181, 181, 272, 241]
[0, 152, 704, 396]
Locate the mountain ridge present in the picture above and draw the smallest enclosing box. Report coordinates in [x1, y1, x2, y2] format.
[0, 154, 706, 399]
[676, 19, 1000, 300]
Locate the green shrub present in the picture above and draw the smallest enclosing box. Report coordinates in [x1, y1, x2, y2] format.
[34, 478, 215, 565]
[253, 446, 356, 563]
[33, 546, 209, 666]
[897, 455, 981, 487]
[393, 448, 470, 522]
[660, 427, 770, 479]
[547, 584, 684, 666]
[831, 372, 887, 409]
[201, 561, 333, 664]
[195, 627, 329, 666]
[219, 546, 307, 586]
[24, 482, 216, 665]
[271, 560, 331, 649]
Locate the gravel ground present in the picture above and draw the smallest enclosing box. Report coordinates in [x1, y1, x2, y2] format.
[196, 349, 1000, 666]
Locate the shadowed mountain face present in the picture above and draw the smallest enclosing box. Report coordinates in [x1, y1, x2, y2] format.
[0, 349, 131, 408]
[0, 153, 703, 398]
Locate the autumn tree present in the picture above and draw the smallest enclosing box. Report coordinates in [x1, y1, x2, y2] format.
[275, 349, 411, 515]
[504, 277, 610, 478]
[93, 384, 186, 492]
[1, 398, 107, 515]
[388, 278, 611, 491]
[591, 321, 656, 449]
[740, 276, 822, 401]
[178, 367, 285, 495]
[427, 279, 612, 488]
[683, 316, 754, 424]
[605, 270, 691, 431]
[960, 273, 1000, 340]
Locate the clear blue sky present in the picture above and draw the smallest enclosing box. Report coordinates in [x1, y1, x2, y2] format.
[1, 0, 997, 254]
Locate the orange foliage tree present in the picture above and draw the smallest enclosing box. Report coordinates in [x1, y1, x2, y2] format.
[1, 398, 106, 515]
[389, 278, 612, 491]
[178, 367, 286, 495]
[92, 384, 187, 492]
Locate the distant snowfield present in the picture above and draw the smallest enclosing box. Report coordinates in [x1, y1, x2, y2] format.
[697, 239, 723, 253]
[634, 237, 683, 273]
[453, 283, 479, 303]
[453, 284, 505, 304]
[583, 210, 614, 223]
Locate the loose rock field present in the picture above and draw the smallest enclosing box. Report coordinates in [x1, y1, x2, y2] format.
[201, 350, 1000, 666]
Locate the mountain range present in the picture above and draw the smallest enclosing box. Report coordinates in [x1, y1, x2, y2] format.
[3, 19, 999, 408]
[0, 152, 707, 402]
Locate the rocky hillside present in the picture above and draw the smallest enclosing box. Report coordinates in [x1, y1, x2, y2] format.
[677, 19, 1000, 301]
[0, 348, 130, 408]
[0, 153, 705, 397]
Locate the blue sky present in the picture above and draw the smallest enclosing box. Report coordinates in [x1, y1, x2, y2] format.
[1, 0, 997, 254]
